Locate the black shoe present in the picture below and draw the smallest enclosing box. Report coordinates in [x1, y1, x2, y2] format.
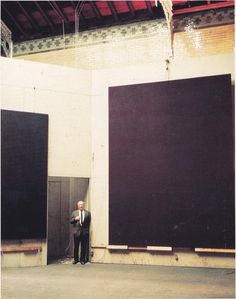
[72, 260, 78, 264]
[80, 261, 85, 265]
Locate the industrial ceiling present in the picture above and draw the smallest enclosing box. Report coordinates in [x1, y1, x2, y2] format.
[1, 1, 234, 43]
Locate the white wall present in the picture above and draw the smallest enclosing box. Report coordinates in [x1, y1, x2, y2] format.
[90, 53, 234, 268]
[1, 57, 91, 178]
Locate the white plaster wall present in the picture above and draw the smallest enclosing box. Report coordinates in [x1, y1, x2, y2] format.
[92, 248, 235, 269]
[1, 240, 47, 267]
[0, 57, 91, 178]
[90, 53, 234, 268]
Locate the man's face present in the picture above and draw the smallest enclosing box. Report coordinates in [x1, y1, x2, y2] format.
[78, 201, 84, 210]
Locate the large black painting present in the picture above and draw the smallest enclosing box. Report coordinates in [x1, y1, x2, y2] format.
[109, 74, 234, 249]
[1, 110, 48, 239]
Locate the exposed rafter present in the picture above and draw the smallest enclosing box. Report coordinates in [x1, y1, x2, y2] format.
[90, 1, 102, 21]
[75, 0, 85, 20]
[127, 1, 135, 18]
[51, 1, 69, 23]
[107, 1, 119, 22]
[145, 0, 153, 17]
[70, 1, 76, 9]
[2, 2, 28, 38]
[72, 1, 85, 21]
[16, 1, 40, 31]
[34, 1, 55, 32]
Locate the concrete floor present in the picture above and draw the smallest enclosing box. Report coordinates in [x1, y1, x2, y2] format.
[1, 262, 235, 299]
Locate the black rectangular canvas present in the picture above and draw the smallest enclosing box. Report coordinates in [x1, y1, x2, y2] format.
[109, 74, 234, 249]
[1, 110, 48, 239]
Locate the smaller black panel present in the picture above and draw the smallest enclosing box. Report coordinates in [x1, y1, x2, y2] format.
[1, 110, 48, 239]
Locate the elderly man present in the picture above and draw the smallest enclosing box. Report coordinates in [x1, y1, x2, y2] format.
[70, 200, 91, 265]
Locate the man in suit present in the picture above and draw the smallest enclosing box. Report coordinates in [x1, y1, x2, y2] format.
[70, 200, 91, 265]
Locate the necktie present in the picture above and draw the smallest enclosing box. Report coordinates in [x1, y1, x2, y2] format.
[80, 210, 83, 225]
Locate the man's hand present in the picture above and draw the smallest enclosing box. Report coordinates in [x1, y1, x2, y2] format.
[75, 216, 80, 221]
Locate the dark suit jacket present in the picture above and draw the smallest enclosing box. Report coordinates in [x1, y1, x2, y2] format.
[70, 209, 91, 237]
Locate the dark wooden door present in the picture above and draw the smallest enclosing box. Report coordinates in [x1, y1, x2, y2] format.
[48, 181, 62, 260]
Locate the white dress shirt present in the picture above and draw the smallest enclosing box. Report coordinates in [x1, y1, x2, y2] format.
[80, 210, 84, 225]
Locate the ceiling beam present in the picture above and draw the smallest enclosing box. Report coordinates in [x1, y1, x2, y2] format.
[80, 10, 86, 21]
[107, 1, 119, 22]
[90, 1, 102, 21]
[1, 3, 28, 38]
[70, 1, 76, 9]
[48, 1, 68, 23]
[145, 0, 154, 17]
[51, 1, 70, 23]
[127, 1, 135, 18]
[16, 1, 40, 31]
[71, 1, 85, 21]
[34, 1, 55, 32]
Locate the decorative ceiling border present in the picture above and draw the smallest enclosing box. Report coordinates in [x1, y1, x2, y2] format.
[12, 6, 234, 57]
[12, 19, 168, 57]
